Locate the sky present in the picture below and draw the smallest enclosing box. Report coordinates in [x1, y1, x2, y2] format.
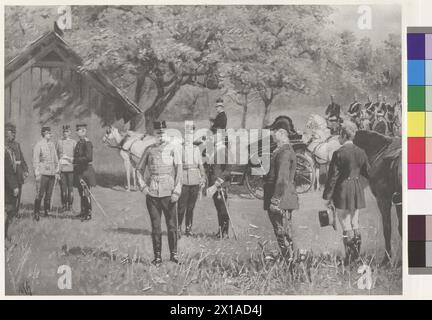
[330, 4, 402, 45]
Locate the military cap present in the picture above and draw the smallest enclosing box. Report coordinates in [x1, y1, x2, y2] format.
[153, 121, 167, 130]
[41, 126, 51, 135]
[5, 122, 16, 132]
[215, 97, 224, 107]
[63, 125, 71, 131]
[76, 124, 88, 130]
[327, 115, 339, 122]
[269, 118, 291, 134]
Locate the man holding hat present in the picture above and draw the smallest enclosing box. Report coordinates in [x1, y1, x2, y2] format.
[137, 120, 183, 266]
[210, 97, 227, 134]
[323, 121, 369, 266]
[73, 124, 97, 221]
[57, 125, 77, 212]
[264, 118, 299, 260]
[5, 122, 29, 214]
[32, 126, 59, 220]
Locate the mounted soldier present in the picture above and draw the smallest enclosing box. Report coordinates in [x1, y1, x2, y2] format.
[137, 121, 183, 266]
[5, 123, 29, 214]
[73, 124, 97, 221]
[372, 108, 388, 136]
[325, 95, 342, 135]
[347, 94, 362, 128]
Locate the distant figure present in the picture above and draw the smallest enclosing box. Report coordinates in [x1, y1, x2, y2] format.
[5, 122, 29, 214]
[347, 94, 362, 127]
[209, 98, 227, 134]
[323, 121, 369, 266]
[325, 95, 341, 135]
[57, 125, 77, 212]
[372, 109, 388, 136]
[73, 124, 97, 221]
[33, 127, 59, 221]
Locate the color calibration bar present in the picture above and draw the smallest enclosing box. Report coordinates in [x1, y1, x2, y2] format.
[409, 215, 432, 274]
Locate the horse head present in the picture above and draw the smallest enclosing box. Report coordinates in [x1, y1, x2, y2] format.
[353, 130, 392, 160]
[102, 125, 122, 146]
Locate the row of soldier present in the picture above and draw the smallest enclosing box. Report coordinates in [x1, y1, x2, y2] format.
[325, 93, 402, 136]
[5, 123, 96, 239]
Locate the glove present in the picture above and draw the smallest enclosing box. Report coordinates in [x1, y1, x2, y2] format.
[171, 193, 180, 203]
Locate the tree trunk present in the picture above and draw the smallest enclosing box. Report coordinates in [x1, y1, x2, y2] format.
[261, 102, 272, 128]
[241, 94, 248, 128]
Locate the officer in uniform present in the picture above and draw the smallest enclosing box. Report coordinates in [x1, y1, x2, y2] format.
[323, 121, 369, 265]
[178, 122, 206, 236]
[264, 118, 299, 260]
[57, 125, 77, 211]
[5, 123, 29, 213]
[32, 127, 59, 220]
[210, 98, 227, 134]
[372, 109, 388, 136]
[5, 125, 21, 240]
[347, 94, 362, 127]
[137, 121, 183, 266]
[325, 95, 341, 135]
[73, 124, 96, 221]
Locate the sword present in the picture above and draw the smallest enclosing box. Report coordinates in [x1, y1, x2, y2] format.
[220, 190, 238, 240]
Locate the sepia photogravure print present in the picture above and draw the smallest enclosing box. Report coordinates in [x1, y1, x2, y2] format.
[3, 4, 402, 295]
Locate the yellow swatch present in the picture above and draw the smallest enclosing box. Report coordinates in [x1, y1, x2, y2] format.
[408, 112, 425, 137]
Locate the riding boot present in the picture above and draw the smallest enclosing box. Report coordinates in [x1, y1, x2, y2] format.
[353, 229, 362, 260]
[33, 199, 41, 221]
[42, 198, 50, 217]
[152, 252, 162, 267]
[67, 194, 74, 212]
[342, 231, 355, 266]
[77, 196, 87, 219]
[60, 192, 67, 212]
[151, 233, 162, 266]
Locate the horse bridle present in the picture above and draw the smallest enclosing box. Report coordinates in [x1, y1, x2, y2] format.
[103, 128, 143, 160]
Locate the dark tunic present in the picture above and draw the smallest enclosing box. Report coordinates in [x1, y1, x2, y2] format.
[73, 138, 96, 187]
[323, 142, 369, 211]
[325, 102, 341, 119]
[5, 148, 19, 212]
[210, 111, 227, 134]
[263, 143, 298, 211]
[348, 102, 361, 118]
[373, 119, 388, 136]
[6, 141, 28, 185]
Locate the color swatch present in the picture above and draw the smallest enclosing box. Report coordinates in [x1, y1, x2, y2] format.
[408, 215, 432, 274]
[408, 29, 432, 189]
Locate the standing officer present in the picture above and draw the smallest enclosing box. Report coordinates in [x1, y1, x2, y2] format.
[206, 130, 232, 239]
[57, 125, 77, 212]
[178, 122, 206, 237]
[5, 126, 20, 240]
[323, 121, 369, 266]
[5, 123, 29, 213]
[210, 97, 227, 134]
[32, 126, 59, 220]
[73, 124, 96, 221]
[264, 118, 299, 260]
[137, 121, 183, 266]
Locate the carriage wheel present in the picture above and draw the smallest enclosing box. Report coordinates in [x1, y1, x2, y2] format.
[295, 153, 315, 194]
[244, 152, 270, 200]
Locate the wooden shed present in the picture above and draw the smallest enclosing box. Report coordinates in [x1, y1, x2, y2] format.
[5, 30, 142, 180]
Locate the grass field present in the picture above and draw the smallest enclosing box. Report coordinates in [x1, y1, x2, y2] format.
[5, 177, 402, 296]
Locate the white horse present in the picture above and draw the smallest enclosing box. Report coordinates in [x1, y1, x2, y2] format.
[102, 125, 157, 191]
[303, 114, 341, 190]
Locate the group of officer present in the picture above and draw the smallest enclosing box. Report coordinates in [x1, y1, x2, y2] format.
[325, 93, 402, 136]
[4, 123, 96, 239]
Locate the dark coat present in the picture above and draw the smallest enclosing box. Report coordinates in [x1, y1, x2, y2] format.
[73, 138, 96, 187]
[323, 142, 369, 211]
[210, 111, 227, 133]
[6, 141, 28, 185]
[263, 143, 298, 211]
[4, 148, 19, 211]
[325, 102, 341, 119]
[207, 142, 231, 188]
[373, 119, 388, 136]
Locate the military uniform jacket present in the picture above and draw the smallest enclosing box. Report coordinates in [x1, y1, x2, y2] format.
[323, 141, 369, 211]
[33, 139, 59, 176]
[5, 147, 19, 208]
[73, 138, 96, 187]
[348, 102, 361, 118]
[137, 142, 182, 197]
[325, 102, 341, 119]
[6, 141, 28, 185]
[207, 141, 232, 188]
[57, 138, 77, 172]
[210, 111, 227, 133]
[183, 144, 205, 185]
[263, 143, 298, 211]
